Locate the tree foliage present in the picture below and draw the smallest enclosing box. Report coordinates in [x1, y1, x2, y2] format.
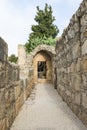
[25, 3, 59, 53]
[25, 36, 56, 53]
[8, 54, 18, 63]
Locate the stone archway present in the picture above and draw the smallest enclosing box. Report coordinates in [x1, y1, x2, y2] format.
[34, 50, 52, 83]
[18, 44, 55, 84]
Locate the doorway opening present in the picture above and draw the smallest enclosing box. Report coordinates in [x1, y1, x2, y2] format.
[38, 61, 47, 79]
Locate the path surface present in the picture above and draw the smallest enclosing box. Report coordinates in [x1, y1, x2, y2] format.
[10, 83, 87, 130]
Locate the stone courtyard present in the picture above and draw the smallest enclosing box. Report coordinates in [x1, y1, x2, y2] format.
[10, 83, 87, 130]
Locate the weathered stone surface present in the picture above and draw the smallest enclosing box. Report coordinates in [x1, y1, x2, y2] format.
[82, 93, 87, 109]
[81, 111, 87, 127]
[0, 37, 8, 61]
[72, 42, 80, 59]
[81, 56, 87, 72]
[74, 92, 81, 105]
[0, 88, 5, 119]
[82, 73, 87, 89]
[0, 38, 34, 130]
[76, 58, 81, 72]
[0, 119, 6, 130]
[82, 40, 87, 55]
[18, 44, 55, 84]
[56, 0, 87, 127]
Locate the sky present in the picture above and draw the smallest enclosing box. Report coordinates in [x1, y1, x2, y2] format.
[0, 0, 82, 56]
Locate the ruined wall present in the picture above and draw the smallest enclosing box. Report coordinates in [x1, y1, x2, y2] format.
[0, 38, 34, 130]
[0, 37, 8, 61]
[56, 0, 87, 126]
[18, 45, 34, 99]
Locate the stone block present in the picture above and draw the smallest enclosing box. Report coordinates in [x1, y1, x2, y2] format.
[74, 92, 81, 105]
[72, 42, 80, 59]
[81, 56, 87, 72]
[0, 71, 6, 83]
[68, 28, 75, 39]
[74, 74, 81, 91]
[0, 37, 8, 61]
[82, 40, 87, 55]
[76, 58, 81, 72]
[74, 22, 79, 33]
[65, 90, 71, 97]
[81, 111, 87, 127]
[14, 85, 21, 100]
[15, 93, 24, 116]
[0, 88, 5, 119]
[71, 104, 80, 116]
[0, 44, 4, 60]
[70, 62, 76, 73]
[15, 98, 20, 116]
[85, 0, 87, 8]
[82, 92, 87, 109]
[5, 117, 10, 129]
[5, 87, 15, 110]
[82, 73, 87, 89]
[0, 118, 6, 130]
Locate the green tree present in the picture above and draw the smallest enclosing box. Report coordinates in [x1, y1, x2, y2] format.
[8, 54, 18, 63]
[25, 3, 59, 53]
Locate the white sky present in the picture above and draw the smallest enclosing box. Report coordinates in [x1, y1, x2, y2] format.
[0, 0, 82, 56]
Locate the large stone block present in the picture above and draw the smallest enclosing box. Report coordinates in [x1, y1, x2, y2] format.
[14, 85, 21, 100]
[0, 88, 5, 119]
[74, 92, 81, 105]
[82, 92, 87, 109]
[0, 119, 6, 130]
[81, 56, 87, 72]
[74, 74, 81, 91]
[82, 40, 87, 55]
[72, 41, 80, 59]
[82, 73, 87, 89]
[81, 111, 87, 127]
[70, 62, 76, 73]
[5, 87, 15, 110]
[0, 37, 8, 61]
[76, 58, 81, 72]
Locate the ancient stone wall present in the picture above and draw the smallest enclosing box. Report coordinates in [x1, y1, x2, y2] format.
[0, 37, 8, 61]
[0, 38, 34, 130]
[18, 44, 55, 84]
[56, 0, 87, 126]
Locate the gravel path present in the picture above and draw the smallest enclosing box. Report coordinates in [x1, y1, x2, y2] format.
[10, 83, 87, 130]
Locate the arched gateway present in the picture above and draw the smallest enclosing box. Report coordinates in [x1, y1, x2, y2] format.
[18, 44, 56, 84]
[34, 50, 52, 83]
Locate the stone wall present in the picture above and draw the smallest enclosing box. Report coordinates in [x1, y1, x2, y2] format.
[18, 44, 55, 84]
[0, 38, 34, 130]
[0, 37, 8, 61]
[56, 0, 87, 127]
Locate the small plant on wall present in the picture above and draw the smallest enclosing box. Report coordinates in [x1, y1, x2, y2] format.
[25, 3, 59, 53]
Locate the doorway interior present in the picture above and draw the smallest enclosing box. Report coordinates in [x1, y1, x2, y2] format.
[37, 61, 47, 79]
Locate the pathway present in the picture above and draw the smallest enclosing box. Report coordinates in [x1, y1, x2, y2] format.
[10, 83, 87, 130]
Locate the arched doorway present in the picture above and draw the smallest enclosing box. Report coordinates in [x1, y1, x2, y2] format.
[33, 50, 52, 83]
